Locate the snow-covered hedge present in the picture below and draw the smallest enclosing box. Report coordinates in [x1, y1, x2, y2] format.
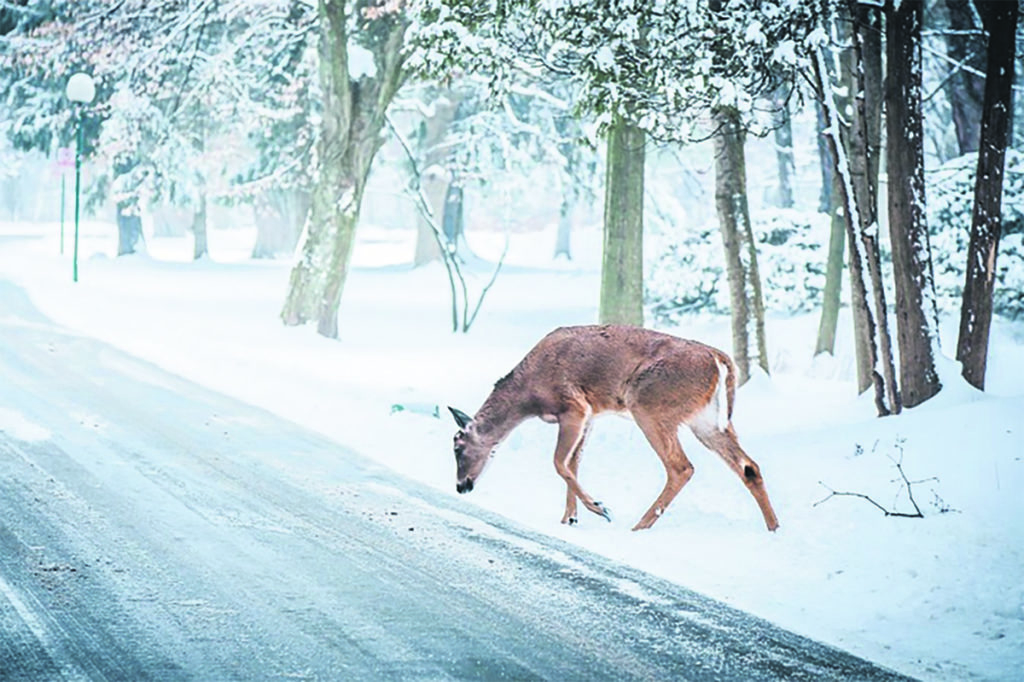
[646, 208, 829, 323]
[928, 150, 1024, 319]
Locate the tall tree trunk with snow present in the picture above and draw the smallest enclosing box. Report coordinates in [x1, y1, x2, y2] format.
[813, 23, 900, 416]
[842, 2, 900, 412]
[772, 87, 795, 209]
[598, 116, 644, 327]
[846, 2, 894, 403]
[413, 90, 459, 266]
[281, 1, 406, 339]
[944, 0, 987, 156]
[815, 51, 848, 357]
[713, 106, 769, 384]
[957, 2, 1018, 389]
[886, 0, 941, 407]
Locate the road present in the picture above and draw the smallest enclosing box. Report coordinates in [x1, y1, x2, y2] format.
[0, 280, 911, 681]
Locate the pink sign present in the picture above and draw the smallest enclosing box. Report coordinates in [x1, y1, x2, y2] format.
[56, 147, 74, 170]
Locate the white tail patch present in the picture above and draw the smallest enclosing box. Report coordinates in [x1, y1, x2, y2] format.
[715, 359, 730, 431]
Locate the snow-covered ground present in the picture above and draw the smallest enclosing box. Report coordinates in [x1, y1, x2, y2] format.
[1, 219, 1022, 681]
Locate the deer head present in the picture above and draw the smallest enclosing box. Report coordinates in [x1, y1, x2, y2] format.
[448, 406, 493, 493]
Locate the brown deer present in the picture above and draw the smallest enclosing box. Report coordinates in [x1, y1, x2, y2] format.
[448, 325, 779, 531]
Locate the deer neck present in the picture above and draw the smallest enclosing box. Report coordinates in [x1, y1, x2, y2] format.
[473, 387, 530, 448]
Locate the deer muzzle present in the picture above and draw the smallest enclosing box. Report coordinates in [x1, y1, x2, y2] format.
[456, 478, 474, 494]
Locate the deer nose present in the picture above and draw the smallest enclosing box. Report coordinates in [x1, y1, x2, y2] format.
[456, 478, 474, 494]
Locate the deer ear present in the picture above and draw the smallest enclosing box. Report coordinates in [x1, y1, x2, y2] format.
[448, 406, 473, 429]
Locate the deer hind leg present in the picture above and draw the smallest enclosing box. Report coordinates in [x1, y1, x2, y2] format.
[631, 413, 695, 531]
[553, 409, 610, 523]
[691, 422, 779, 532]
[561, 421, 592, 525]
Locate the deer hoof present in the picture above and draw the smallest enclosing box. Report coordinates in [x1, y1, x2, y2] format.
[594, 502, 612, 522]
[566, 517, 578, 526]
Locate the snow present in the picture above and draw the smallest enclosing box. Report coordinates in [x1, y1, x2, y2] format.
[0, 406, 51, 443]
[1, 218, 1023, 681]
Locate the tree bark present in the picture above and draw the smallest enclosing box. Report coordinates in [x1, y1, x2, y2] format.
[116, 200, 144, 256]
[191, 191, 208, 260]
[280, 0, 406, 339]
[252, 188, 308, 259]
[886, 0, 941, 407]
[413, 90, 459, 266]
[555, 194, 572, 260]
[598, 116, 645, 327]
[713, 106, 769, 383]
[847, 2, 892, 401]
[813, 26, 899, 417]
[815, 48, 848, 357]
[944, 0, 988, 155]
[956, 1, 1018, 389]
[772, 87, 795, 209]
[815, 168, 846, 356]
[815, 101, 834, 214]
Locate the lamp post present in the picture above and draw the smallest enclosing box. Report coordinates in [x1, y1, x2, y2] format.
[65, 72, 95, 283]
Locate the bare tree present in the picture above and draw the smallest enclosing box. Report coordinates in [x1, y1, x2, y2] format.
[713, 106, 768, 383]
[956, 1, 1019, 389]
[812, 3, 901, 416]
[281, 1, 407, 339]
[887, 0, 941, 407]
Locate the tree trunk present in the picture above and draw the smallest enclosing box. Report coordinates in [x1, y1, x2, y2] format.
[116, 200, 144, 256]
[280, 0, 406, 339]
[192, 192, 208, 260]
[599, 116, 645, 327]
[944, 0, 988, 155]
[815, 47, 848, 357]
[252, 188, 308, 259]
[815, 168, 846, 356]
[442, 182, 465, 251]
[815, 101, 834, 214]
[886, 0, 941, 407]
[413, 91, 459, 266]
[847, 2, 893, 401]
[956, 2, 1018, 389]
[713, 107, 769, 383]
[555, 194, 572, 260]
[813, 28, 900, 417]
[842, 1, 901, 412]
[772, 87, 795, 209]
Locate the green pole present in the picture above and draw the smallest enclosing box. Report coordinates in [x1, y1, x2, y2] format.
[73, 113, 82, 283]
[59, 171, 66, 255]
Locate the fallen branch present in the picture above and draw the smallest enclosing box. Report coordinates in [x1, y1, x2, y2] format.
[815, 439, 942, 518]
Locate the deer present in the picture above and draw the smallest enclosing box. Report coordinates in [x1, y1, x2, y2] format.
[447, 325, 779, 531]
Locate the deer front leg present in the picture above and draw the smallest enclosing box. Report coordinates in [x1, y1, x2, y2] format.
[553, 411, 610, 523]
[561, 421, 592, 525]
[632, 413, 695, 530]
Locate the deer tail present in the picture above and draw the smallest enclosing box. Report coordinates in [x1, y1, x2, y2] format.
[714, 354, 735, 430]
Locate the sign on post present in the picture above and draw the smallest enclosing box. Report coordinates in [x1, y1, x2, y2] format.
[56, 147, 74, 170]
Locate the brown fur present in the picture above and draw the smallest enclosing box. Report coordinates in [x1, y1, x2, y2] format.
[450, 325, 779, 531]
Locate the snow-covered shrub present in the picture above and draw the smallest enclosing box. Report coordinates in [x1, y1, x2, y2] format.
[927, 150, 1024, 319]
[646, 208, 828, 323]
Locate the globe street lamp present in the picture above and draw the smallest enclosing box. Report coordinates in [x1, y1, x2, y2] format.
[66, 72, 95, 282]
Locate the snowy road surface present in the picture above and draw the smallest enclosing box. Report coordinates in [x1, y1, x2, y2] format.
[0, 281, 909, 681]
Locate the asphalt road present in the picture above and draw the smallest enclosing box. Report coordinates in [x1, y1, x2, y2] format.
[0, 280, 913, 681]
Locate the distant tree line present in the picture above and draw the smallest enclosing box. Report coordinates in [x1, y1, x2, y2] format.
[1, 0, 1019, 411]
